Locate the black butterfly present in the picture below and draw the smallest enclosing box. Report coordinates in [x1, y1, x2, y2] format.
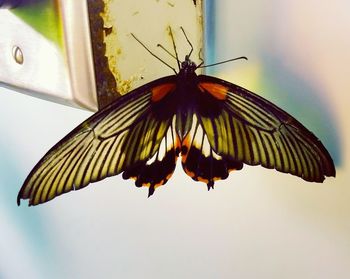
[17, 28, 335, 206]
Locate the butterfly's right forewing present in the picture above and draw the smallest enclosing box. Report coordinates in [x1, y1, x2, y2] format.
[18, 76, 178, 205]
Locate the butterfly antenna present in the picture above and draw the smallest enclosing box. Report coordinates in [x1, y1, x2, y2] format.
[157, 43, 177, 60]
[131, 33, 177, 74]
[180, 26, 193, 58]
[167, 26, 181, 70]
[199, 56, 248, 68]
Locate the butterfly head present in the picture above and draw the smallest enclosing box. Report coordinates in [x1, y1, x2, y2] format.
[180, 55, 197, 76]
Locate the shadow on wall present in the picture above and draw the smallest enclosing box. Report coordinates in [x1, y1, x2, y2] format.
[259, 55, 341, 166]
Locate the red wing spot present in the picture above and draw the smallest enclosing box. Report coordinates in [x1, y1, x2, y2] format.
[184, 167, 196, 179]
[198, 82, 228, 100]
[197, 176, 209, 184]
[180, 135, 191, 163]
[166, 172, 174, 181]
[151, 83, 176, 102]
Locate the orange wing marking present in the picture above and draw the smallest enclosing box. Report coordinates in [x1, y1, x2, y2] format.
[198, 82, 228, 100]
[151, 83, 176, 102]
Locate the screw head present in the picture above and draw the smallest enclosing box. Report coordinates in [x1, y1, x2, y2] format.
[12, 45, 24, 65]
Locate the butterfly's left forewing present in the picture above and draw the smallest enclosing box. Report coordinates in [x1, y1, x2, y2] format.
[191, 75, 335, 184]
[18, 76, 178, 205]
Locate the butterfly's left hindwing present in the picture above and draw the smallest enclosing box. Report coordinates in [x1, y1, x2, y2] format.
[17, 76, 178, 205]
[180, 114, 243, 188]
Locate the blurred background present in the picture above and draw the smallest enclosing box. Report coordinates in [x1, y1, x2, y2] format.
[0, 0, 349, 278]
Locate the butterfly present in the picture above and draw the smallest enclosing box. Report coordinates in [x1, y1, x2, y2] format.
[17, 27, 335, 206]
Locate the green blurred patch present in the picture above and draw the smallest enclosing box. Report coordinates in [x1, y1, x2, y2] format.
[12, 0, 63, 48]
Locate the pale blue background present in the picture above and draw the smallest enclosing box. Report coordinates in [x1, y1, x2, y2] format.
[1, 1, 349, 278]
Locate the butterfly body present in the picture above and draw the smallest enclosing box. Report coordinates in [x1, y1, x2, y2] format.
[17, 54, 335, 205]
[122, 57, 241, 195]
